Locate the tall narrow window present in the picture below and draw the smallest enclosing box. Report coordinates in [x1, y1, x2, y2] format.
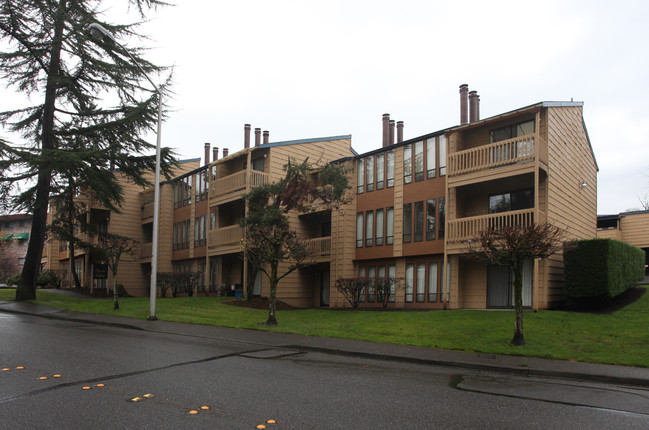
[428, 262, 438, 302]
[426, 199, 436, 240]
[414, 201, 424, 242]
[438, 197, 445, 239]
[376, 153, 385, 190]
[388, 264, 396, 302]
[194, 217, 200, 247]
[357, 159, 364, 193]
[386, 207, 394, 245]
[405, 264, 414, 302]
[367, 266, 376, 302]
[356, 213, 363, 247]
[366, 156, 374, 192]
[403, 203, 412, 243]
[416, 263, 426, 302]
[427, 137, 436, 178]
[403, 144, 412, 184]
[439, 135, 447, 176]
[358, 267, 366, 302]
[387, 150, 395, 187]
[375, 209, 384, 246]
[414, 141, 424, 181]
[365, 210, 374, 247]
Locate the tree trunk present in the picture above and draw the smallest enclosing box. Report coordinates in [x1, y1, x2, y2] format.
[112, 272, 119, 310]
[264, 263, 279, 325]
[15, 0, 67, 302]
[511, 261, 525, 346]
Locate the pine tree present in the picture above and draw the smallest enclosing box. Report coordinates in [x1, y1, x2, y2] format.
[0, 0, 175, 301]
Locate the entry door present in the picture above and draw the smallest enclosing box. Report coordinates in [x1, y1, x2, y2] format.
[320, 270, 330, 307]
[487, 261, 533, 308]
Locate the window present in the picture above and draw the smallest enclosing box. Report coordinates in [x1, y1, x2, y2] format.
[365, 210, 374, 247]
[358, 267, 366, 301]
[416, 263, 426, 302]
[376, 153, 385, 190]
[439, 135, 447, 176]
[388, 265, 396, 302]
[403, 203, 412, 243]
[210, 209, 216, 230]
[414, 201, 424, 242]
[426, 199, 436, 240]
[357, 159, 364, 193]
[428, 262, 438, 302]
[414, 141, 424, 181]
[386, 207, 394, 245]
[194, 215, 206, 247]
[490, 120, 534, 143]
[489, 189, 533, 214]
[252, 157, 265, 172]
[375, 209, 384, 246]
[405, 264, 414, 302]
[438, 197, 445, 239]
[367, 266, 376, 302]
[426, 137, 436, 178]
[386, 150, 395, 187]
[356, 213, 363, 247]
[366, 156, 374, 192]
[403, 144, 412, 184]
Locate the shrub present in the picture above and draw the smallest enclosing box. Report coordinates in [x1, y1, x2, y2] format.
[335, 277, 373, 310]
[564, 238, 645, 301]
[6, 273, 20, 286]
[36, 270, 60, 289]
[156, 272, 200, 297]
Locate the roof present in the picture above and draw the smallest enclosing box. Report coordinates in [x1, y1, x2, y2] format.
[260, 134, 353, 149]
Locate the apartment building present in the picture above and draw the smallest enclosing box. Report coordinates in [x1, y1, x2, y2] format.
[0, 213, 32, 282]
[345, 85, 598, 310]
[597, 210, 649, 273]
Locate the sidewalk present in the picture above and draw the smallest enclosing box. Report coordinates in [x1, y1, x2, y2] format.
[2, 299, 649, 388]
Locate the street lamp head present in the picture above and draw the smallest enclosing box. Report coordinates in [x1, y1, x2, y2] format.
[87, 23, 116, 47]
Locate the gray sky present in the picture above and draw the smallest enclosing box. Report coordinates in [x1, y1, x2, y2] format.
[3, 0, 649, 214]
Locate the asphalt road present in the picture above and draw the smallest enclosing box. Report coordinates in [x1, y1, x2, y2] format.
[1, 312, 649, 429]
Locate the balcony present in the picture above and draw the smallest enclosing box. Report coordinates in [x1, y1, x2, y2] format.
[448, 134, 547, 185]
[446, 209, 539, 253]
[209, 170, 268, 205]
[140, 242, 152, 260]
[306, 237, 332, 262]
[208, 225, 244, 255]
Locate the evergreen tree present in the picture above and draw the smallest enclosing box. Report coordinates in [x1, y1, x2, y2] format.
[0, 0, 175, 301]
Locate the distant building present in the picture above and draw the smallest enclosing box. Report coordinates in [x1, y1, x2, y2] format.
[597, 210, 649, 273]
[0, 213, 32, 281]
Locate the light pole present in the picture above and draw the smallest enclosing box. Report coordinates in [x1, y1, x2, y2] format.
[88, 23, 161, 320]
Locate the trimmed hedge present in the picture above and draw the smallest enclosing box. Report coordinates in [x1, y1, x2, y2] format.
[564, 238, 645, 300]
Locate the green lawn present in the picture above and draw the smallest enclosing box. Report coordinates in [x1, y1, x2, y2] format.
[2, 287, 648, 367]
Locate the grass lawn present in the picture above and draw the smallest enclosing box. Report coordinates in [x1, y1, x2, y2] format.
[1, 287, 648, 367]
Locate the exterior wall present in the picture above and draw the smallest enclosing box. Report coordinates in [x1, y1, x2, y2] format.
[0, 214, 32, 281]
[598, 211, 649, 248]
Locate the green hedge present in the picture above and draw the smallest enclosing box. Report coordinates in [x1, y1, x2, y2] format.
[564, 238, 645, 300]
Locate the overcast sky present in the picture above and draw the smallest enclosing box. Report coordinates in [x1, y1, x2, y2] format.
[3, 0, 649, 214]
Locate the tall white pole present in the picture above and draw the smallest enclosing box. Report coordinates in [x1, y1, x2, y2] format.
[148, 93, 162, 321]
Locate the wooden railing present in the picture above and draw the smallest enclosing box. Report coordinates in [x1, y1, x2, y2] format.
[448, 134, 537, 176]
[447, 209, 535, 243]
[141, 202, 154, 221]
[210, 170, 268, 199]
[140, 242, 152, 259]
[306, 237, 332, 258]
[209, 225, 244, 247]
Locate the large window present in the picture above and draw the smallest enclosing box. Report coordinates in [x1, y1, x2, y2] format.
[414, 201, 424, 242]
[403, 144, 412, 184]
[375, 208, 384, 246]
[376, 153, 385, 190]
[426, 199, 436, 240]
[357, 159, 364, 194]
[438, 197, 445, 239]
[416, 263, 426, 302]
[414, 141, 424, 182]
[426, 137, 436, 178]
[428, 262, 438, 302]
[386, 207, 394, 245]
[367, 266, 376, 302]
[356, 212, 363, 247]
[366, 156, 374, 192]
[439, 135, 447, 176]
[489, 189, 533, 214]
[403, 203, 412, 243]
[490, 120, 534, 143]
[365, 210, 374, 247]
[405, 264, 414, 302]
[386, 150, 395, 187]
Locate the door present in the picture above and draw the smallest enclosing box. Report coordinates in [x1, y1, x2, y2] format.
[487, 261, 533, 308]
[320, 270, 330, 307]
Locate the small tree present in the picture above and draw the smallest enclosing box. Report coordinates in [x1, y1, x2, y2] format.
[95, 234, 137, 310]
[375, 276, 401, 310]
[465, 222, 565, 346]
[241, 159, 350, 325]
[335, 277, 373, 310]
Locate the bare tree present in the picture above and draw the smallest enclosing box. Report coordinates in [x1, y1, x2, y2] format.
[465, 222, 565, 346]
[95, 234, 137, 310]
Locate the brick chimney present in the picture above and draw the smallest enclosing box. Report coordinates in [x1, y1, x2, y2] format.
[469, 90, 480, 123]
[459, 84, 469, 125]
[244, 124, 251, 149]
[263, 130, 269, 145]
[396, 121, 404, 143]
[389, 120, 395, 146]
[254, 128, 261, 147]
[223, 148, 229, 158]
[382, 113, 390, 147]
[204, 142, 210, 166]
[213, 147, 219, 161]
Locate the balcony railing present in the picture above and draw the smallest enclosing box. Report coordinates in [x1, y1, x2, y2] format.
[448, 134, 539, 176]
[306, 236, 332, 259]
[208, 225, 244, 247]
[210, 170, 268, 200]
[447, 209, 535, 243]
[140, 242, 152, 259]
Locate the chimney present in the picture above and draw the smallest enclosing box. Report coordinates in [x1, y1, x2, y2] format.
[469, 91, 480, 123]
[244, 124, 251, 149]
[389, 120, 395, 146]
[263, 130, 269, 145]
[254, 128, 261, 147]
[382, 113, 390, 147]
[213, 147, 219, 161]
[204, 142, 210, 166]
[396, 121, 404, 143]
[459, 84, 469, 125]
[223, 148, 229, 158]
